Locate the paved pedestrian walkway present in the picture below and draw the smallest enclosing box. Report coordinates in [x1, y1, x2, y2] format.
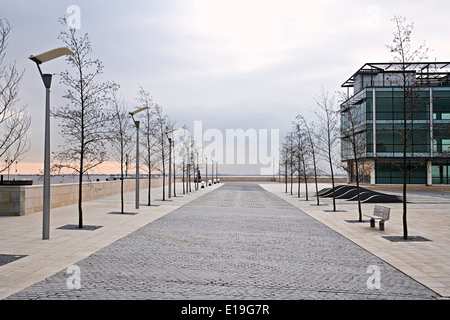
[3, 182, 438, 300]
[261, 182, 450, 298]
[0, 181, 221, 299]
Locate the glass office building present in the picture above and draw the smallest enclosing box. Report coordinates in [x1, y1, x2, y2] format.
[340, 62, 450, 185]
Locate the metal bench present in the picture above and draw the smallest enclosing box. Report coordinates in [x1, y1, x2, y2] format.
[364, 205, 390, 231]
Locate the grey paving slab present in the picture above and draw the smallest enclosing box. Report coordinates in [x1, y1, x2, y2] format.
[6, 182, 437, 300]
[0, 254, 27, 267]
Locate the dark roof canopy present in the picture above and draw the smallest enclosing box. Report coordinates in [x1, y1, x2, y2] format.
[342, 62, 450, 87]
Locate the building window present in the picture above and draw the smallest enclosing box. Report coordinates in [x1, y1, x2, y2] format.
[348, 160, 372, 184]
[433, 89, 450, 120]
[375, 160, 427, 185]
[432, 162, 450, 185]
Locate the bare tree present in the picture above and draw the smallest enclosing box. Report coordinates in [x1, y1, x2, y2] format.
[136, 86, 157, 206]
[313, 86, 340, 211]
[386, 15, 430, 239]
[53, 18, 118, 228]
[300, 137, 311, 201]
[339, 91, 368, 221]
[151, 103, 173, 201]
[292, 126, 302, 198]
[280, 132, 298, 195]
[178, 124, 191, 195]
[296, 115, 320, 205]
[172, 126, 192, 194]
[292, 121, 310, 200]
[0, 18, 30, 175]
[108, 89, 135, 213]
[288, 132, 294, 195]
[280, 136, 290, 193]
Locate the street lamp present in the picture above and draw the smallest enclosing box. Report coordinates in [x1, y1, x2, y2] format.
[129, 106, 150, 209]
[29, 47, 74, 240]
[165, 128, 178, 199]
[196, 150, 199, 191]
[205, 156, 208, 187]
[211, 158, 214, 185]
[186, 142, 191, 193]
[189, 140, 196, 192]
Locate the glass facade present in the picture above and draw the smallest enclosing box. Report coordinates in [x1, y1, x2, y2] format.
[341, 83, 450, 185]
[375, 160, 427, 184]
[340, 89, 370, 161]
[375, 88, 431, 158]
[432, 163, 450, 184]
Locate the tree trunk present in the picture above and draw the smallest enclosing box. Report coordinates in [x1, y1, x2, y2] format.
[297, 160, 301, 198]
[147, 134, 152, 206]
[402, 93, 408, 239]
[312, 153, 320, 206]
[354, 160, 362, 222]
[313, 166, 319, 206]
[78, 162, 83, 228]
[120, 143, 124, 213]
[162, 161, 166, 201]
[290, 167, 293, 195]
[403, 159, 408, 239]
[285, 160, 288, 193]
[121, 171, 124, 213]
[148, 174, 152, 206]
[328, 144, 336, 212]
[78, 71, 84, 229]
[303, 161, 309, 201]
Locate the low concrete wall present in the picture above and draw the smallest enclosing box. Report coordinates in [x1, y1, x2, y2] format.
[0, 185, 26, 216]
[0, 177, 163, 216]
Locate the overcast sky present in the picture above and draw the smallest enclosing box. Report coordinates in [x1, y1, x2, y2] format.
[2, 0, 450, 174]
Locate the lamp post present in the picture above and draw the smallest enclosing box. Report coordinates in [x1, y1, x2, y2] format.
[29, 47, 73, 240]
[165, 129, 178, 199]
[190, 140, 196, 191]
[189, 141, 194, 192]
[211, 158, 214, 185]
[205, 156, 208, 187]
[129, 106, 150, 209]
[185, 143, 190, 193]
[173, 138, 176, 197]
[214, 160, 217, 183]
[167, 136, 172, 199]
[196, 150, 199, 190]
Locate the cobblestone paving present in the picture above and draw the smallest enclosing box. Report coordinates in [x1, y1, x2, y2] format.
[7, 183, 437, 300]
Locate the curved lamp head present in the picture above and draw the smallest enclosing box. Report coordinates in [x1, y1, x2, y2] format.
[29, 47, 74, 88]
[129, 106, 149, 126]
[129, 106, 149, 116]
[29, 47, 74, 65]
[165, 128, 178, 135]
